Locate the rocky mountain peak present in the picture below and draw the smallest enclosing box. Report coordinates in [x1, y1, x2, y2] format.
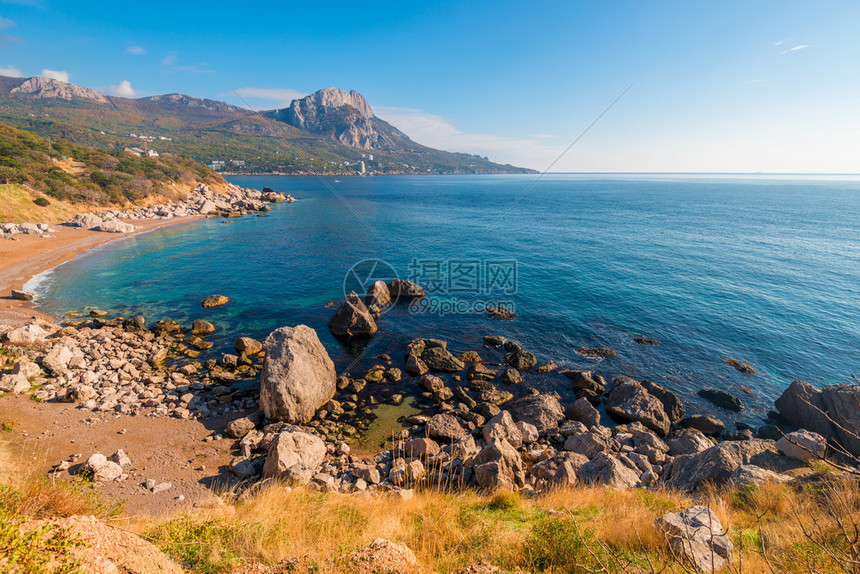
[292, 87, 374, 119]
[10, 77, 108, 103]
[276, 87, 411, 150]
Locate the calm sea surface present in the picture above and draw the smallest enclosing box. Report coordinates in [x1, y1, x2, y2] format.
[27, 174, 860, 427]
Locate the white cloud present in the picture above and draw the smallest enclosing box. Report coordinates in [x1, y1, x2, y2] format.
[109, 79, 136, 97]
[161, 54, 177, 65]
[782, 44, 810, 54]
[375, 106, 559, 169]
[0, 17, 15, 29]
[0, 64, 21, 77]
[126, 45, 146, 55]
[40, 69, 69, 82]
[225, 87, 306, 108]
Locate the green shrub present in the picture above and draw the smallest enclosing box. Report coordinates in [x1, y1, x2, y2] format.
[0, 507, 85, 573]
[148, 517, 244, 574]
[33, 197, 50, 206]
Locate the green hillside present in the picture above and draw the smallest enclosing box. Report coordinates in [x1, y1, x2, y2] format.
[0, 121, 222, 205]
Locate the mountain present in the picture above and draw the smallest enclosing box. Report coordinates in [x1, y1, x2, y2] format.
[9, 77, 108, 103]
[0, 76, 535, 175]
[269, 87, 411, 150]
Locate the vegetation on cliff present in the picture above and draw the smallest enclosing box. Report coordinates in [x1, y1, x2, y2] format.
[0, 121, 222, 206]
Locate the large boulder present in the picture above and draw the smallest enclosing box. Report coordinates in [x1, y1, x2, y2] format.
[68, 213, 104, 229]
[666, 428, 713, 456]
[504, 349, 537, 370]
[642, 380, 685, 422]
[473, 439, 526, 490]
[0, 373, 30, 393]
[509, 393, 565, 433]
[656, 506, 734, 572]
[81, 453, 123, 482]
[565, 397, 600, 428]
[328, 292, 377, 338]
[22, 515, 183, 574]
[95, 219, 135, 233]
[421, 346, 465, 373]
[606, 377, 671, 435]
[201, 295, 229, 308]
[775, 380, 860, 457]
[776, 429, 827, 462]
[662, 439, 786, 490]
[578, 453, 640, 490]
[42, 344, 74, 374]
[562, 370, 606, 394]
[426, 413, 466, 441]
[262, 428, 327, 478]
[387, 279, 425, 300]
[730, 465, 793, 488]
[259, 325, 337, 423]
[3, 323, 48, 345]
[483, 411, 523, 448]
[365, 280, 391, 310]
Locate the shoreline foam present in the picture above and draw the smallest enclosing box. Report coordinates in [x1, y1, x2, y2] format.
[0, 216, 203, 327]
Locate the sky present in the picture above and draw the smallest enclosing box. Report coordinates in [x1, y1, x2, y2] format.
[0, 0, 859, 173]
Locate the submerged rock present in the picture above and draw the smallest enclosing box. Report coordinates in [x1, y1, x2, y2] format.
[681, 414, 725, 436]
[698, 389, 745, 412]
[328, 292, 378, 338]
[201, 295, 229, 308]
[387, 279, 425, 300]
[725, 359, 755, 374]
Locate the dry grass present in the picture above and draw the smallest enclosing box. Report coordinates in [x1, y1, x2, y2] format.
[0, 466, 857, 573]
[126, 476, 858, 573]
[0, 183, 80, 223]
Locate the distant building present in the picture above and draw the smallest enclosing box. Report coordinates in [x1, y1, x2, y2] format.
[231, 160, 246, 167]
[359, 161, 366, 173]
[147, 149, 159, 158]
[368, 154, 373, 161]
[209, 160, 226, 171]
[124, 147, 144, 157]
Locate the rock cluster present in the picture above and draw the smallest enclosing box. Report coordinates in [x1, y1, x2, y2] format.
[0, 316, 265, 419]
[0, 182, 293, 240]
[113, 183, 289, 220]
[213, 330, 810, 498]
[0, 222, 56, 240]
[327, 280, 424, 339]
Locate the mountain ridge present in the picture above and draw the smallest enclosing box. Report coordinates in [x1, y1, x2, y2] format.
[0, 76, 536, 175]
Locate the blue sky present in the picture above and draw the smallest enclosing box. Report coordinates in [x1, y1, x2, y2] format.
[1, 0, 858, 172]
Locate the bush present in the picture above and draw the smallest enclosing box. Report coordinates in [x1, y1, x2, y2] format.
[0, 506, 85, 573]
[33, 197, 50, 206]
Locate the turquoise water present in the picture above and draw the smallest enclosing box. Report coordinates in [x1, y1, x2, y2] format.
[28, 174, 860, 425]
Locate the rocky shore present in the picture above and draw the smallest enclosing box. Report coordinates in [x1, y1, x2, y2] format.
[0, 182, 295, 241]
[1, 276, 855, 506]
[1, 185, 858, 574]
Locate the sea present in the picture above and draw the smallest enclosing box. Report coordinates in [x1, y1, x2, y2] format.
[25, 174, 860, 431]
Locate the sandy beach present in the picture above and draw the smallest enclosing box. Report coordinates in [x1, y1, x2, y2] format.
[0, 216, 202, 327]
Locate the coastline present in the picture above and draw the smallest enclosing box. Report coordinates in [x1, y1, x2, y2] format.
[0, 215, 203, 327]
